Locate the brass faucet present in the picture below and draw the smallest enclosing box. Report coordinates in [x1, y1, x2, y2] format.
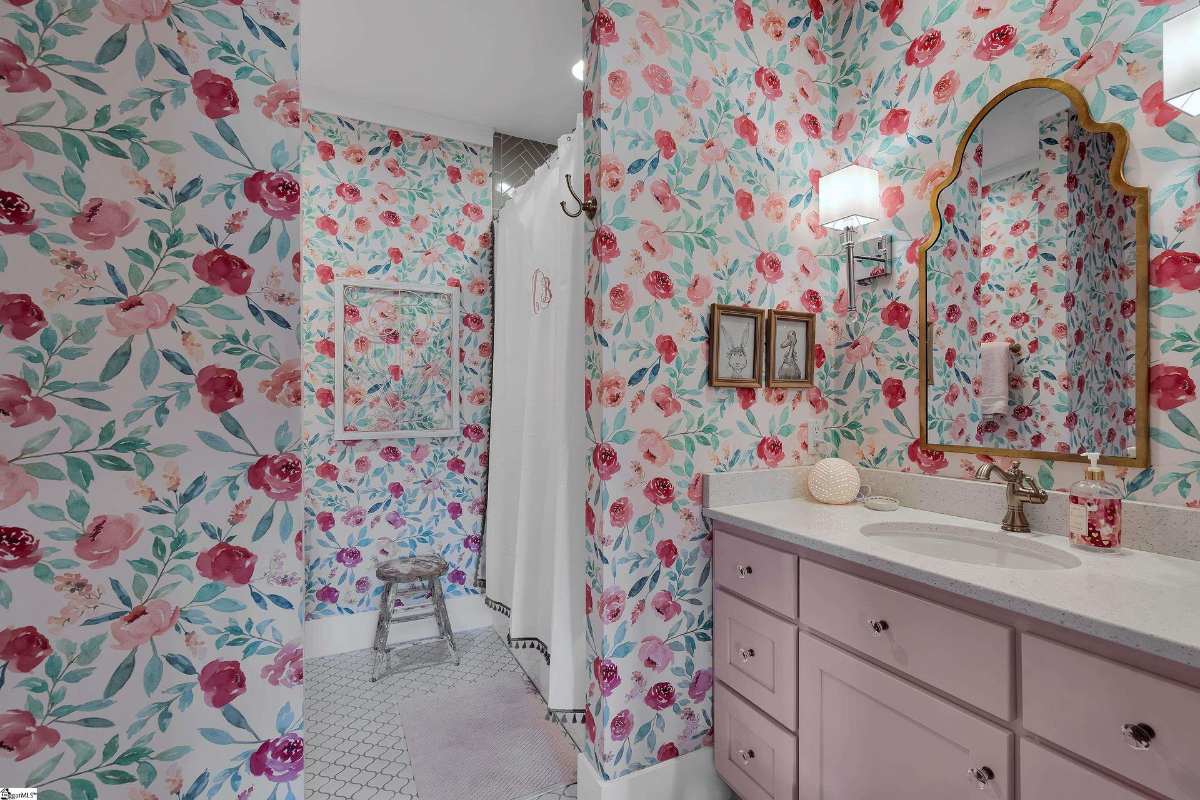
[973, 460, 1048, 533]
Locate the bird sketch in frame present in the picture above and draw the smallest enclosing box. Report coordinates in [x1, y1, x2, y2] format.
[709, 304, 765, 388]
[767, 309, 815, 388]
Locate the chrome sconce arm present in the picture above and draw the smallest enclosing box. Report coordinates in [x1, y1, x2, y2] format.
[839, 230, 892, 316]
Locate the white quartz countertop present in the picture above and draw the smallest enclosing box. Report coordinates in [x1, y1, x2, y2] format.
[703, 498, 1200, 670]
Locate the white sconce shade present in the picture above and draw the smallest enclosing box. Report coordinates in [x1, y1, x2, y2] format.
[1165, 5, 1200, 116]
[819, 165, 882, 230]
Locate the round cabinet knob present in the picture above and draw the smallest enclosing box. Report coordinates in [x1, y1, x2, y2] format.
[738, 749, 755, 765]
[868, 619, 889, 636]
[737, 565, 753, 578]
[739, 648, 755, 662]
[968, 766, 994, 789]
[1121, 723, 1155, 750]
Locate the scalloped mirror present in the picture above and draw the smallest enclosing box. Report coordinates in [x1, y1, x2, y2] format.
[919, 79, 1149, 467]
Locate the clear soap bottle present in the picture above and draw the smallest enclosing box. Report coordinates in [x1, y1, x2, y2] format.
[1068, 452, 1123, 552]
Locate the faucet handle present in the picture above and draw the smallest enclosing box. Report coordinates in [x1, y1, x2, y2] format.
[1010, 460, 1040, 488]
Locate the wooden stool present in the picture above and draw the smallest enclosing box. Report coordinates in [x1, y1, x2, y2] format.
[371, 554, 459, 681]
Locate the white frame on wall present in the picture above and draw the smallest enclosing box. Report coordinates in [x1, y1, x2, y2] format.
[333, 278, 461, 441]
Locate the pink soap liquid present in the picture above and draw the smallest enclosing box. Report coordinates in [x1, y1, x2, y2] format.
[1068, 495, 1122, 551]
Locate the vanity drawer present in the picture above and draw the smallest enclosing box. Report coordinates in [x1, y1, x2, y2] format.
[714, 529, 798, 619]
[714, 588, 798, 730]
[1020, 739, 1152, 800]
[1022, 634, 1200, 800]
[797, 559, 1015, 719]
[714, 681, 798, 800]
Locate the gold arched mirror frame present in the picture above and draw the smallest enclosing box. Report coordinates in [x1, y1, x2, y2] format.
[917, 77, 1150, 468]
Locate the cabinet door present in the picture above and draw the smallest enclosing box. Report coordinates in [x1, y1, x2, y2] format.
[798, 633, 1013, 800]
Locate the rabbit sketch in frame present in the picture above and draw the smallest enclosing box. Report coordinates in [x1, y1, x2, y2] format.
[723, 322, 750, 378]
[709, 304, 764, 387]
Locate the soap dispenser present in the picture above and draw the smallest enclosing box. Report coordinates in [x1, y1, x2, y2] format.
[1068, 453, 1123, 552]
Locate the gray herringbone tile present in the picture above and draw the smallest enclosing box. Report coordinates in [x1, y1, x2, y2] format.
[493, 132, 557, 212]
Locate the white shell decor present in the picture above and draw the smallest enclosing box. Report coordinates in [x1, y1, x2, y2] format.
[808, 458, 862, 505]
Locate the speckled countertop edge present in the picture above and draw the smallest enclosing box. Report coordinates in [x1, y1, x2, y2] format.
[703, 497, 1200, 670]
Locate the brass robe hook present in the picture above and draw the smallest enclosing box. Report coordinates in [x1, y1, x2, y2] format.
[560, 174, 597, 220]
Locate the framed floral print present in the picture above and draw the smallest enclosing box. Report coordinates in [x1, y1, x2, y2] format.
[334, 279, 461, 439]
[766, 309, 816, 388]
[709, 304, 765, 387]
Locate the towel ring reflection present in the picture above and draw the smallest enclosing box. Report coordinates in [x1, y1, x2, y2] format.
[560, 174, 598, 220]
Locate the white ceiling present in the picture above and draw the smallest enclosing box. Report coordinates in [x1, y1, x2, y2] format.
[980, 87, 1071, 186]
[301, 0, 582, 145]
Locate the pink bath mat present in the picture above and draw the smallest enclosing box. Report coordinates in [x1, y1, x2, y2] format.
[397, 672, 576, 800]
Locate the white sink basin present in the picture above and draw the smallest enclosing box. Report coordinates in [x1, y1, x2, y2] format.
[861, 522, 1082, 570]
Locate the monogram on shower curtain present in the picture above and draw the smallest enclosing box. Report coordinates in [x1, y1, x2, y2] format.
[484, 122, 586, 719]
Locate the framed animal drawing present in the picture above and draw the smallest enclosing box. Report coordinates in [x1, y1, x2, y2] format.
[766, 309, 815, 388]
[709, 304, 765, 388]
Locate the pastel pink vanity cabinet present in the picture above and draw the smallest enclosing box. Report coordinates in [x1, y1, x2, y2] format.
[711, 524, 1200, 800]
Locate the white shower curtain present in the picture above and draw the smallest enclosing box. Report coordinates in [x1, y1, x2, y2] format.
[484, 120, 585, 719]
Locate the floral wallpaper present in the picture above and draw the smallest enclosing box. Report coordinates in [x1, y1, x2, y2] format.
[927, 128, 990, 446]
[300, 111, 492, 620]
[580, 0, 842, 779]
[0, 0, 304, 797]
[978, 169, 1039, 448]
[580, 0, 1200, 782]
[1056, 110, 1138, 456]
[1034, 111, 1079, 450]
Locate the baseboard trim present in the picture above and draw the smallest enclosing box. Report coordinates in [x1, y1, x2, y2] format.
[304, 593, 491, 658]
[576, 748, 731, 800]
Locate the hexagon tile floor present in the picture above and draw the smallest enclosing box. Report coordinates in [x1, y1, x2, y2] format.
[304, 627, 579, 800]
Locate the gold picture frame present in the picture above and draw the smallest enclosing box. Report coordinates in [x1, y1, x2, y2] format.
[916, 77, 1150, 468]
[709, 304, 765, 388]
[766, 309, 815, 388]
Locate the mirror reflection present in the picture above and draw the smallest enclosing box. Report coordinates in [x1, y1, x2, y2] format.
[924, 84, 1142, 460]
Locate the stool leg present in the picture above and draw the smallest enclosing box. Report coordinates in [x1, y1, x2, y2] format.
[371, 580, 395, 681]
[430, 577, 447, 645]
[433, 579, 459, 666]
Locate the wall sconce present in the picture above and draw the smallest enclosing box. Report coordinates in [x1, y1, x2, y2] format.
[1165, 4, 1200, 115]
[818, 164, 886, 316]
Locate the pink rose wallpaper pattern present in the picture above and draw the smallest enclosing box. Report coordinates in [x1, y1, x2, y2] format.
[977, 168, 1040, 448]
[927, 127, 991, 447]
[301, 111, 493, 620]
[0, 0, 304, 797]
[581, 0, 1200, 781]
[1055, 111, 1138, 456]
[581, 0, 841, 779]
